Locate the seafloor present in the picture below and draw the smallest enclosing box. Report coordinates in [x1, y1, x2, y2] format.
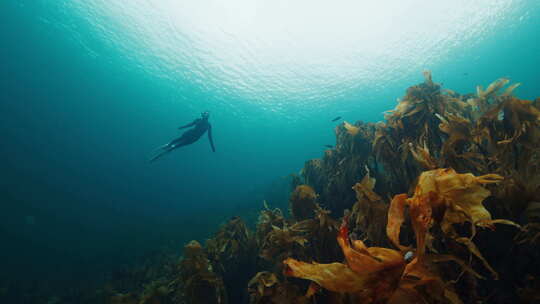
[12, 73, 540, 303]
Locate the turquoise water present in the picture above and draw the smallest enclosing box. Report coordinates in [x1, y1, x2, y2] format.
[1, 0, 539, 299]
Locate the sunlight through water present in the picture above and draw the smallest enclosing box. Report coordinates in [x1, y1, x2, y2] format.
[70, 0, 520, 114]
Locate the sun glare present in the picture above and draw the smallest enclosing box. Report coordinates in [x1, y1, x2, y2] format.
[73, 0, 516, 105]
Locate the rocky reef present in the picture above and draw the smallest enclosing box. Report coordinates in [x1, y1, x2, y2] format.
[98, 73, 540, 304]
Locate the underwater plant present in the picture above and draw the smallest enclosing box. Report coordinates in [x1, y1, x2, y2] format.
[387, 168, 520, 278]
[283, 217, 462, 304]
[178, 240, 227, 304]
[94, 73, 539, 304]
[289, 185, 318, 221]
[343, 121, 360, 136]
[205, 216, 257, 303]
[247, 271, 309, 304]
[349, 167, 390, 246]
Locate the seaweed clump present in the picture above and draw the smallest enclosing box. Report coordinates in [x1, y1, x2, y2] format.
[289, 185, 318, 221]
[283, 169, 513, 303]
[177, 240, 227, 304]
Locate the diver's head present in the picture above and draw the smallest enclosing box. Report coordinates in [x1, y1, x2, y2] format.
[201, 111, 210, 119]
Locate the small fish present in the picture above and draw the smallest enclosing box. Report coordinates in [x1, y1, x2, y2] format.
[324, 145, 333, 148]
[331, 116, 342, 122]
[463, 72, 469, 76]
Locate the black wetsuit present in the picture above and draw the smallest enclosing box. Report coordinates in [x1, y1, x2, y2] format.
[171, 118, 215, 152]
[150, 117, 215, 162]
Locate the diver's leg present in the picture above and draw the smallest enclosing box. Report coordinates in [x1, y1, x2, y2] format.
[153, 143, 171, 152]
[170, 140, 190, 149]
[149, 139, 189, 162]
[149, 146, 174, 162]
[169, 135, 188, 147]
[152, 135, 184, 153]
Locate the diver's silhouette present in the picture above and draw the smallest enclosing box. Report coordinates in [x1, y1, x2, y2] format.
[150, 111, 215, 162]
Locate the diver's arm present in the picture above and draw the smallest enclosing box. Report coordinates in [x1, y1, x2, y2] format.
[208, 125, 216, 152]
[178, 120, 197, 129]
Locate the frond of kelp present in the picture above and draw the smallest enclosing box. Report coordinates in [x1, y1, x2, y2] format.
[256, 201, 313, 265]
[423, 70, 433, 85]
[472, 96, 540, 222]
[473, 78, 524, 115]
[284, 220, 406, 303]
[408, 141, 438, 170]
[343, 121, 360, 136]
[256, 201, 286, 246]
[500, 97, 540, 142]
[247, 271, 309, 304]
[436, 113, 489, 173]
[247, 271, 278, 299]
[501, 82, 521, 97]
[179, 241, 228, 304]
[284, 217, 465, 303]
[385, 98, 427, 125]
[373, 124, 398, 162]
[206, 217, 252, 262]
[387, 168, 520, 279]
[289, 185, 318, 221]
[288, 206, 342, 263]
[476, 78, 509, 100]
[350, 167, 390, 245]
[515, 223, 540, 245]
[259, 223, 309, 262]
[478, 97, 540, 147]
[283, 258, 368, 294]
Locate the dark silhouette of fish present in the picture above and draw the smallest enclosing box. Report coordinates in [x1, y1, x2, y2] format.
[331, 116, 342, 122]
[324, 145, 333, 148]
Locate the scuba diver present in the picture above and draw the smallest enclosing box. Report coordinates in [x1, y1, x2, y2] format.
[150, 111, 215, 162]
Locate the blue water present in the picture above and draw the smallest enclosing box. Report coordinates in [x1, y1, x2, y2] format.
[1, 0, 539, 296]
